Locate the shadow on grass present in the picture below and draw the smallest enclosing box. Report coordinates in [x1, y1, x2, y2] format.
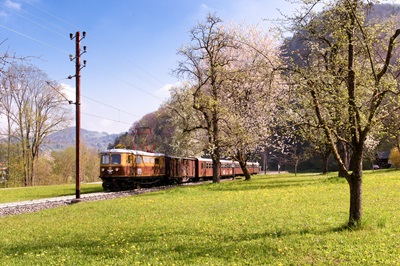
[207, 177, 325, 192]
[1, 219, 362, 265]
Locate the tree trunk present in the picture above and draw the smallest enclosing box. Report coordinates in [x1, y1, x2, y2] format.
[212, 159, 220, 183]
[239, 160, 251, 181]
[263, 150, 268, 174]
[235, 151, 251, 180]
[322, 152, 329, 174]
[346, 147, 363, 227]
[212, 151, 220, 183]
[347, 173, 362, 227]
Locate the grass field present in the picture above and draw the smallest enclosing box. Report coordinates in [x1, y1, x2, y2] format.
[1, 170, 399, 265]
[0, 183, 104, 203]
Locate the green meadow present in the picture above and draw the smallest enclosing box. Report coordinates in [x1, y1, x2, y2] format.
[1, 171, 399, 265]
[0, 183, 104, 204]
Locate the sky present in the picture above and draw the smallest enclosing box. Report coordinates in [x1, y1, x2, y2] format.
[0, 0, 398, 134]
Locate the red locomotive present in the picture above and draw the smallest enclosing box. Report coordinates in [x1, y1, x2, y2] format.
[99, 149, 260, 191]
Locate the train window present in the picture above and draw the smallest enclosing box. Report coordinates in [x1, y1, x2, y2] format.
[155, 158, 159, 164]
[127, 156, 131, 164]
[111, 154, 121, 164]
[101, 155, 110, 164]
[136, 156, 142, 164]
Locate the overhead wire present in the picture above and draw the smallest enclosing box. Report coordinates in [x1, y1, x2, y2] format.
[58, 83, 139, 118]
[113, 74, 165, 102]
[0, 24, 69, 54]
[20, 0, 79, 31]
[45, 80, 74, 104]
[81, 112, 133, 126]
[0, 3, 68, 39]
[0, 1, 171, 129]
[46, 76, 139, 127]
[127, 60, 167, 87]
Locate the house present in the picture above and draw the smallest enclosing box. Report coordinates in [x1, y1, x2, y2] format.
[375, 151, 391, 168]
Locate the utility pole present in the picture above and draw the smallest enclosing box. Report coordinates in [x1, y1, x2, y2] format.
[69, 31, 86, 200]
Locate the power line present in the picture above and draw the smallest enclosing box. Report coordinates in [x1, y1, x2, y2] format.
[2, 2, 171, 107]
[0, 3, 68, 39]
[127, 60, 167, 87]
[21, 0, 79, 31]
[0, 2, 167, 127]
[46, 79, 136, 127]
[0, 24, 69, 54]
[60, 84, 140, 119]
[81, 94, 139, 118]
[46, 81, 74, 104]
[81, 112, 133, 126]
[114, 75, 165, 102]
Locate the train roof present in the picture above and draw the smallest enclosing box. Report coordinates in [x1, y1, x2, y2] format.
[99, 149, 165, 157]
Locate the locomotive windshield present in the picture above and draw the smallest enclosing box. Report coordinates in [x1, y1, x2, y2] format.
[101, 154, 121, 165]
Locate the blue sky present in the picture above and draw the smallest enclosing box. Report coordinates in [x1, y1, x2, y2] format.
[1, 0, 395, 134]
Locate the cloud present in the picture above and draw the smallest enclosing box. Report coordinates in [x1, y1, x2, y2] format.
[0, 10, 8, 17]
[4, 0, 22, 10]
[200, 4, 209, 10]
[60, 83, 76, 103]
[156, 81, 189, 101]
[156, 83, 174, 100]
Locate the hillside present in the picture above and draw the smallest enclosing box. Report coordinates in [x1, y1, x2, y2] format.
[42, 127, 121, 151]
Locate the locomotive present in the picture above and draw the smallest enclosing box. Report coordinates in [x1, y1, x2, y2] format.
[99, 149, 260, 191]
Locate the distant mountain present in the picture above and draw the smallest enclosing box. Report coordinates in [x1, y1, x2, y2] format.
[42, 127, 121, 151]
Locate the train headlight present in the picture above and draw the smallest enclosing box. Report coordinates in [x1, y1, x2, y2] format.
[115, 168, 119, 172]
[101, 168, 105, 172]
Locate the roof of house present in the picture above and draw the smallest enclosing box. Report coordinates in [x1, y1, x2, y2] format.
[376, 151, 390, 159]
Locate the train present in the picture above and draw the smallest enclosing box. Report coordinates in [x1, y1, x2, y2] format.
[99, 149, 260, 191]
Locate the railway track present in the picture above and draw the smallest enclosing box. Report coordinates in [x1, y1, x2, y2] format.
[0, 178, 229, 217]
[0, 185, 178, 217]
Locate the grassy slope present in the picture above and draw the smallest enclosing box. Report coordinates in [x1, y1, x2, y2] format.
[0, 171, 399, 265]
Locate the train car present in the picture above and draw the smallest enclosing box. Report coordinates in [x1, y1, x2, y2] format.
[196, 158, 235, 180]
[220, 159, 234, 178]
[247, 161, 261, 174]
[165, 156, 197, 183]
[196, 158, 213, 180]
[232, 161, 260, 176]
[99, 149, 165, 191]
[232, 162, 242, 176]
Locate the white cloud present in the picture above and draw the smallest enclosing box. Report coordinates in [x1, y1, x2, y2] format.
[60, 83, 76, 102]
[0, 10, 8, 18]
[4, 0, 21, 10]
[156, 83, 174, 100]
[200, 4, 209, 10]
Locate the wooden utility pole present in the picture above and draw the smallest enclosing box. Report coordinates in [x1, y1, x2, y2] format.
[69, 31, 86, 199]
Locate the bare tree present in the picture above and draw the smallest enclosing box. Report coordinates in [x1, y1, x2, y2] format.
[0, 64, 72, 186]
[174, 13, 237, 183]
